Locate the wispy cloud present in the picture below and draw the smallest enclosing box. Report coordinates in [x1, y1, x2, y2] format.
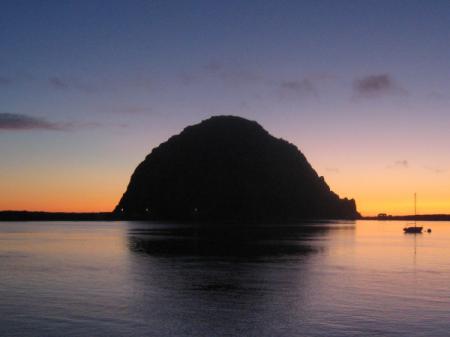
[49, 77, 71, 90]
[353, 74, 406, 98]
[387, 160, 409, 169]
[48, 76, 97, 93]
[427, 91, 449, 101]
[202, 60, 328, 100]
[177, 72, 197, 86]
[202, 61, 262, 86]
[48, 74, 154, 93]
[279, 79, 318, 98]
[107, 106, 153, 115]
[0, 113, 62, 130]
[0, 113, 100, 131]
[424, 166, 447, 174]
[174, 60, 337, 103]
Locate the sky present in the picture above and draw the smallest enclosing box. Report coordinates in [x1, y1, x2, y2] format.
[1, 0, 449, 215]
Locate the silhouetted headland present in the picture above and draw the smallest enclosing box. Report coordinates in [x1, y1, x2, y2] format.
[0, 211, 113, 221]
[114, 115, 360, 222]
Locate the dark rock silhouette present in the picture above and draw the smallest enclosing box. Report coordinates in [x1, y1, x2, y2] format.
[114, 116, 360, 222]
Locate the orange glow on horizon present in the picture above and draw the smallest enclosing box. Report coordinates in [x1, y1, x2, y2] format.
[2, 170, 449, 216]
[322, 164, 450, 216]
[0, 166, 127, 213]
[1, 135, 449, 216]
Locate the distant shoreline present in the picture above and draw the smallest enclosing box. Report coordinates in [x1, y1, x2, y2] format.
[0, 211, 115, 221]
[1, 211, 450, 222]
[362, 214, 450, 221]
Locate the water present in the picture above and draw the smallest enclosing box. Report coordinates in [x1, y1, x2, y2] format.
[0, 220, 449, 337]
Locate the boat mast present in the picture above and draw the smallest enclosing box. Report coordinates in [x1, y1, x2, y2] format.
[414, 193, 417, 228]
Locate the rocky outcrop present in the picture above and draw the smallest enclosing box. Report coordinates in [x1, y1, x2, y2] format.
[115, 116, 360, 222]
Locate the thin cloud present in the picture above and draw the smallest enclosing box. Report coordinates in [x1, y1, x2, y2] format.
[48, 76, 96, 93]
[0, 113, 62, 130]
[49, 74, 155, 93]
[279, 79, 318, 97]
[49, 77, 70, 90]
[177, 72, 198, 86]
[424, 166, 447, 174]
[387, 160, 409, 169]
[0, 113, 100, 131]
[175, 62, 339, 110]
[176, 61, 259, 87]
[202, 61, 263, 85]
[59, 121, 102, 130]
[179, 61, 330, 101]
[108, 106, 153, 115]
[428, 91, 449, 101]
[203, 61, 223, 73]
[195, 61, 265, 87]
[353, 74, 406, 98]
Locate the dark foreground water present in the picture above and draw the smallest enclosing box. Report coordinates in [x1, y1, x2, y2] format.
[0, 220, 449, 337]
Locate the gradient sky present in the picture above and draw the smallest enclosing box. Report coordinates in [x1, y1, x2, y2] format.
[1, 0, 449, 215]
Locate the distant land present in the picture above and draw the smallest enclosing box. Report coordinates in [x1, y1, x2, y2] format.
[1, 211, 450, 222]
[115, 116, 359, 222]
[364, 214, 450, 221]
[0, 211, 114, 221]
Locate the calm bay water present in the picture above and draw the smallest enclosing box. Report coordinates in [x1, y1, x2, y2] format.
[0, 220, 449, 337]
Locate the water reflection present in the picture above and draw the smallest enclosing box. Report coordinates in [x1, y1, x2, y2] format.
[122, 221, 359, 337]
[125, 221, 356, 296]
[4, 221, 450, 336]
[127, 221, 354, 259]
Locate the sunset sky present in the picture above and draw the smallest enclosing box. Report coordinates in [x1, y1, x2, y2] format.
[1, 0, 449, 216]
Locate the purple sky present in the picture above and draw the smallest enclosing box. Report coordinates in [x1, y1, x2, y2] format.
[1, 0, 449, 214]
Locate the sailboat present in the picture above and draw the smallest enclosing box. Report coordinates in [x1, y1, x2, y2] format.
[403, 193, 423, 233]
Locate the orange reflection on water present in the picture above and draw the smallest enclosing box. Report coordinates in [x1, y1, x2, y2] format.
[326, 220, 450, 271]
[0, 222, 127, 261]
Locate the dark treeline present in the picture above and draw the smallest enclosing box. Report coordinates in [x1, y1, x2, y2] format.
[0, 211, 114, 221]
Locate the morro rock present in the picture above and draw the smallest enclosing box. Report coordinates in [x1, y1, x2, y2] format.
[115, 116, 359, 222]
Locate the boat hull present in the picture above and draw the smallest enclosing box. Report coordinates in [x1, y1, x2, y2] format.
[403, 226, 423, 234]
